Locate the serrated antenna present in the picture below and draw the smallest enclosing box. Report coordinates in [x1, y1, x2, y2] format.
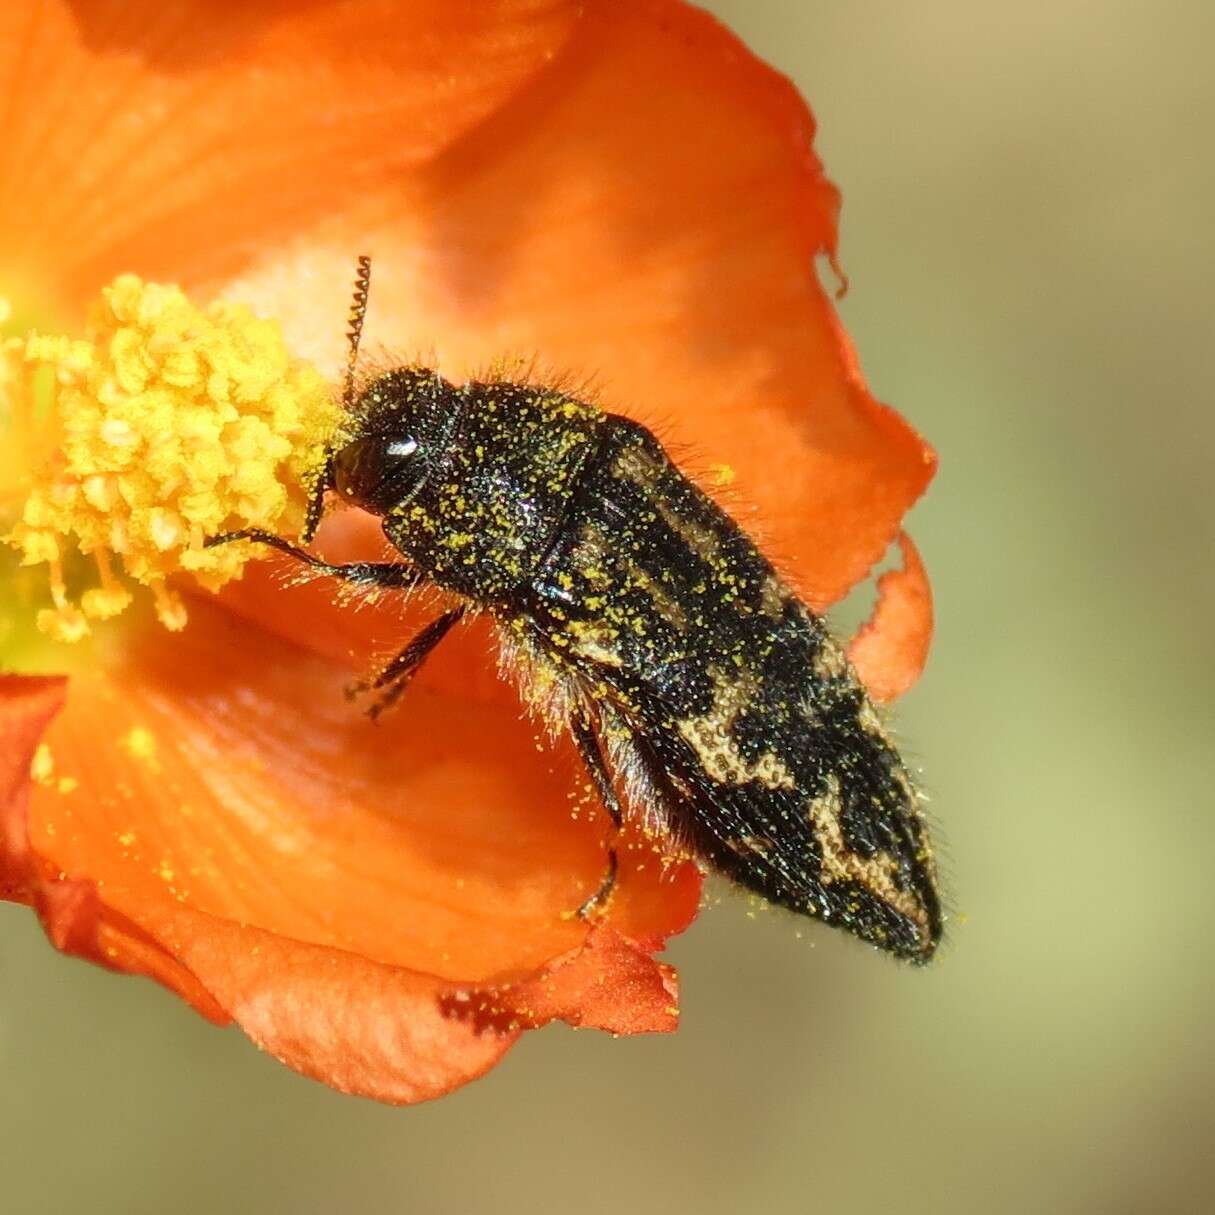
[343, 254, 372, 410]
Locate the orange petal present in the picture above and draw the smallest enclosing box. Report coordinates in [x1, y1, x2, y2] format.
[0, 672, 506, 1100]
[848, 532, 934, 703]
[139, 903, 517, 1104]
[1, 665, 690, 1099]
[10, 597, 699, 1096]
[0, 0, 584, 317]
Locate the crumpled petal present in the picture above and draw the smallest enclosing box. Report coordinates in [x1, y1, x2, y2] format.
[443, 923, 681, 1035]
[848, 531, 934, 703]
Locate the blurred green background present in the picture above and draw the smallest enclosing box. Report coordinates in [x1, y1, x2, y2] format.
[3, 1, 1212, 1211]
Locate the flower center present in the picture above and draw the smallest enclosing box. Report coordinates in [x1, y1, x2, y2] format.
[0, 275, 339, 644]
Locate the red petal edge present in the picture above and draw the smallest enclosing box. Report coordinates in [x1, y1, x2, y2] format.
[847, 532, 934, 704]
[443, 923, 682, 1035]
[0, 674, 67, 895]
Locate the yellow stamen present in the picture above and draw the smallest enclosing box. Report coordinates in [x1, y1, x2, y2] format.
[80, 549, 132, 620]
[1, 275, 339, 640]
[36, 554, 90, 643]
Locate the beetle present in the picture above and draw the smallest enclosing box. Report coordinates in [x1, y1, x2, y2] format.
[209, 258, 942, 958]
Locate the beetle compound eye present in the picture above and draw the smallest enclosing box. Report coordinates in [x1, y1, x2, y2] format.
[332, 434, 425, 514]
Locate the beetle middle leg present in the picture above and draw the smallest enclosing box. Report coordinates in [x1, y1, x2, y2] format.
[569, 712, 622, 920]
[346, 605, 466, 721]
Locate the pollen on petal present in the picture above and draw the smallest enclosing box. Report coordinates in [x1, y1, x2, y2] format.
[1, 276, 340, 639]
[120, 725, 161, 773]
[29, 741, 54, 785]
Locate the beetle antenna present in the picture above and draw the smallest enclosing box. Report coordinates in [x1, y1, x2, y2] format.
[343, 254, 372, 410]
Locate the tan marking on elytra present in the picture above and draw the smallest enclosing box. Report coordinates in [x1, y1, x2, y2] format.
[622, 559, 687, 630]
[570, 520, 613, 587]
[676, 668, 795, 790]
[759, 575, 789, 620]
[811, 637, 850, 682]
[726, 832, 774, 858]
[806, 774, 928, 930]
[654, 496, 723, 564]
[856, 699, 889, 740]
[612, 442, 665, 490]
[613, 441, 726, 565]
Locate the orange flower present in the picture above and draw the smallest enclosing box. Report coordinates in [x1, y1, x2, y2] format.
[0, 0, 935, 1102]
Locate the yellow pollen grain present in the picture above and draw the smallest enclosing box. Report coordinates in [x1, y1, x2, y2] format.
[29, 742, 54, 784]
[1, 275, 339, 639]
[120, 725, 161, 771]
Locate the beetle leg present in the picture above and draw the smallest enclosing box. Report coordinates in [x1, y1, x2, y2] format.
[347, 606, 466, 721]
[205, 529, 422, 589]
[569, 712, 622, 920]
